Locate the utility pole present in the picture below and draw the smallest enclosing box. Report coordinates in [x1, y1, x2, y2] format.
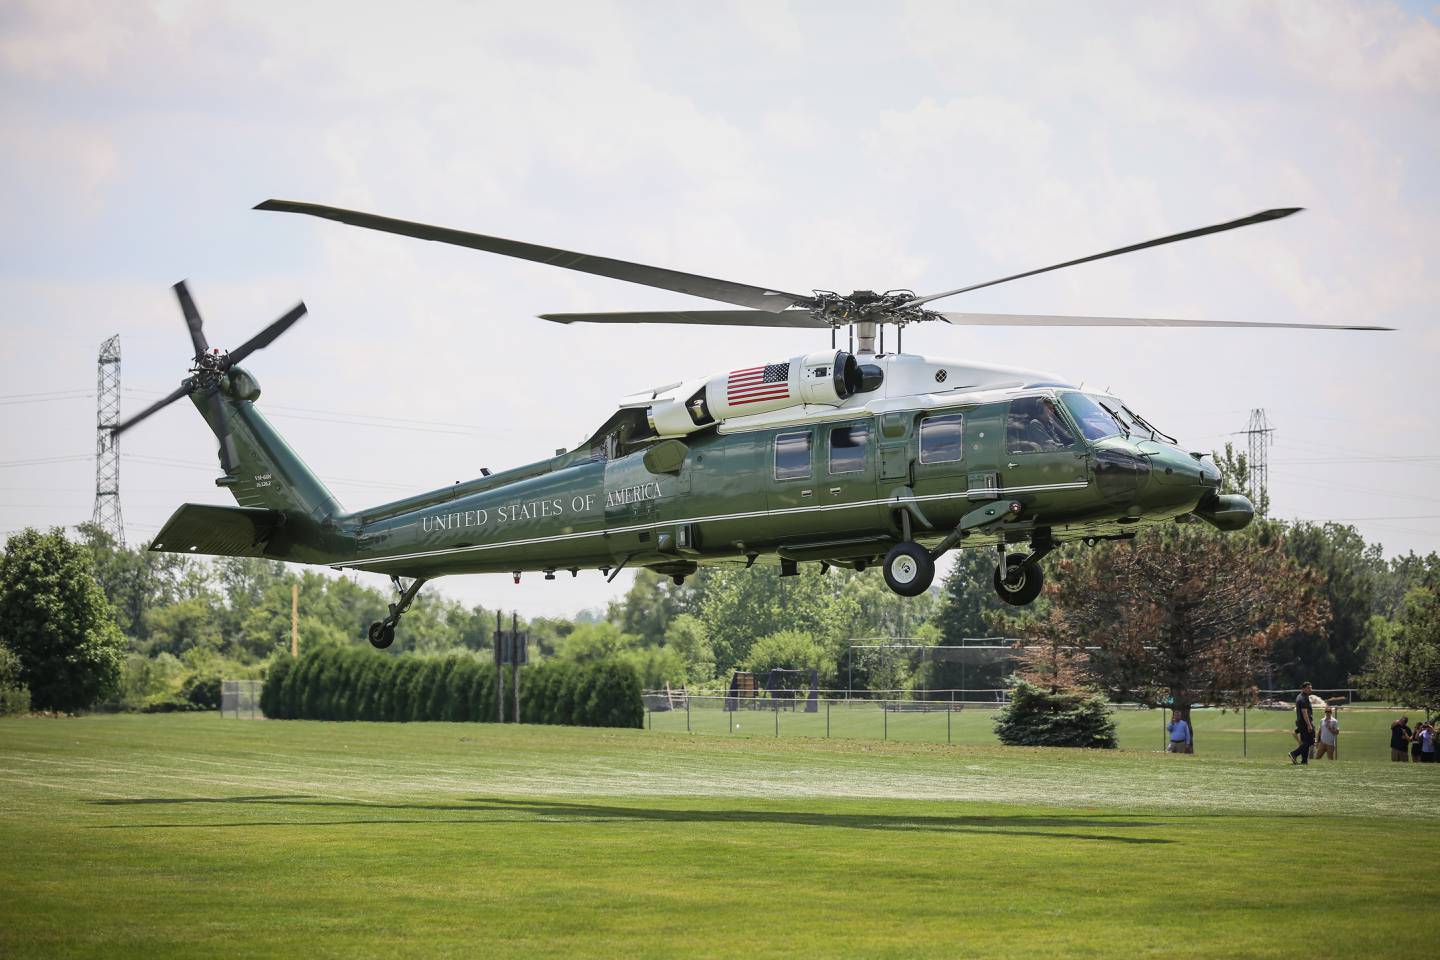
[92, 335, 124, 544]
[1241, 408, 1273, 513]
[290, 583, 299, 657]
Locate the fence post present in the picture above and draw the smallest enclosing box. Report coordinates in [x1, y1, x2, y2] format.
[774, 701, 779, 737]
[826, 699, 830, 738]
[883, 701, 888, 741]
[947, 703, 952, 745]
[1243, 703, 1247, 758]
[686, 697, 691, 733]
[729, 708, 733, 734]
[647, 708, 651, 731]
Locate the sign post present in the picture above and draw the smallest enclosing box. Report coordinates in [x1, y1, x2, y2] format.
[493, 610, 527, 723]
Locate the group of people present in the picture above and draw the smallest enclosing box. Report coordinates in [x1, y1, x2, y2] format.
[1288, 682, 1341, 765]
[1166, 682, 1433, 763]
[1391, 715, 1437, 763]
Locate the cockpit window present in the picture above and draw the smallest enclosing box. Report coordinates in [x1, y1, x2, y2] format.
[1006, 396, 1077, 454]
[1061, 393, 1124, 442]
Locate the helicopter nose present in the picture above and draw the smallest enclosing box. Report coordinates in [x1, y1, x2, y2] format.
[1151, 448, 1217, 490]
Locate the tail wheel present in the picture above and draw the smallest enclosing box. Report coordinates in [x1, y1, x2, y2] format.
[883, 542, 935, 597]
[994, 554, 1044, 606]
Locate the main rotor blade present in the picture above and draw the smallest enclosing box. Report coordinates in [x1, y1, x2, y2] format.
[938, 312, 1394, 331]
[173, 281, 208, 356]
[539, 309, 830, 328]
[256, 199, 812, 314]
[226, 302, 307, 366]
[907, 208, 1303, 308]
[111, 382, 192, 437]
[205, 387, 239, 473]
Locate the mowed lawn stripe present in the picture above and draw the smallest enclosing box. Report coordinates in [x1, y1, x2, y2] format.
[2, 714, 1437, 960]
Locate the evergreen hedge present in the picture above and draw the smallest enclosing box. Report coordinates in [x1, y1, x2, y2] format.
[260, 647, 643, 728]
[992, 681, 1118, 749]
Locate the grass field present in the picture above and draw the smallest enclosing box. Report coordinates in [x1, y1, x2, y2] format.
[3, 714, 1438, 959]
[648, 699, 1413, 759]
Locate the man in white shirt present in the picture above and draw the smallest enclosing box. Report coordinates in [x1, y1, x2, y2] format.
[1315, 706, 1340, 760]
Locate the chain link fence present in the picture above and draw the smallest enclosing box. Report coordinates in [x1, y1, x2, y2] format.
[221, 679, 263, 719]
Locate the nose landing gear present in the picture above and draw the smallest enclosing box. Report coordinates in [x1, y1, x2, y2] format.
[994, 553, 1044, 605]
[992, 540, 1054, 606]
[368, 575, 428, 649]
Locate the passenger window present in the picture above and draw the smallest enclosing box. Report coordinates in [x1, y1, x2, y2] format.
[919, 413, 964, 464]
[828, 423, 869, 474]
[1006, 397, 1076, 454]
[773, 431, 812, 480]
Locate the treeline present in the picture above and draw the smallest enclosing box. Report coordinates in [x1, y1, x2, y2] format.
[3, 446, 1438, 720]
[262, 646, 642, 728]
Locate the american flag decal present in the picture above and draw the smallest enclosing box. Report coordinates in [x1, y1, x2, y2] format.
[727, 362, 791, 406]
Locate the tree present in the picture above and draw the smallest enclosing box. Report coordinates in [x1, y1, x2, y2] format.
[1010, 608, 1094, 693]
[934, 548, 1008, 643]
[0, 528, 126, 712]
[75, 522, 206, 648]
[0, 644, 30, 715]
[1359, 585, 1440, 717]
[664, 613, 715, 681]
[610, 569, 696, 646]
[993, 681, 1117, 748]
[1044, 524, 1329, 726]
[745, 629, 832, 682]
[1276, 522, 1385, 689]
[697, 567, 858, 677]
[1213, 442, 1269, 518]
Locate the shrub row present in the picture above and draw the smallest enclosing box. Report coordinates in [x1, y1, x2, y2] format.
[260, 646, 642, 728]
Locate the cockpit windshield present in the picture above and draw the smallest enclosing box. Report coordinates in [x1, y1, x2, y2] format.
[1060, 392, 1124, 442]
[1082, 395, 1177, 444]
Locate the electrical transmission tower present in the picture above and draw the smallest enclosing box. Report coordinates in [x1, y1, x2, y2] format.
[93, 334, 124, 545]
[1241, 408, 1273, 509]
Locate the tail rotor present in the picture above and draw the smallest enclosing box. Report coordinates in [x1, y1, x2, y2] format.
[111, 280, 307, 474]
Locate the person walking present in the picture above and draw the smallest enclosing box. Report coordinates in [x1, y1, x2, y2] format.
[1390, 716, 1412, 762]
[1167, 711, 1191, 754]
[1412, 720, 1425, 763]
[1420, 722, 1435, 764]
[1290, 682, 1315, 765]
[1315, 706, 1340, 761]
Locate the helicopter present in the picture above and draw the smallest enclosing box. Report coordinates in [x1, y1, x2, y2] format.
[115, 203, 1390, 648]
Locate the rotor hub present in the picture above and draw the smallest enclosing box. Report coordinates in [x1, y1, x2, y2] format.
[808, 289, 940, 329]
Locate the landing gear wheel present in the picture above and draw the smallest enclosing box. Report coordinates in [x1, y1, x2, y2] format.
[883, 542, 935, 597]
[994, 554, 1044, 606]
[368, 620, 396, 650]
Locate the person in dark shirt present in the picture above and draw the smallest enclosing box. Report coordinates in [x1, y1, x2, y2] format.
[1289, 682, 1315, 765]
[1390, 716, 1412, 762]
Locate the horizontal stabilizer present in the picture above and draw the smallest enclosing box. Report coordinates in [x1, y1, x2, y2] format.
[150, 504, 284, 557]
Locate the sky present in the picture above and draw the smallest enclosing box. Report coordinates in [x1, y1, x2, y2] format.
[1, 0, 1438, 618]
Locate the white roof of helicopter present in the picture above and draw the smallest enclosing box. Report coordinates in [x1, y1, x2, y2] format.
[710, 352, 1073, 435]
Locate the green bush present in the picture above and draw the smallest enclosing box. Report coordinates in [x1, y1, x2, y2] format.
[993, 681, 1117, 749]
[1, 645, 30, 716]
[259, 647, 641, 727]
[260, 656, 292, 718]
[182, 673, 223, 710]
